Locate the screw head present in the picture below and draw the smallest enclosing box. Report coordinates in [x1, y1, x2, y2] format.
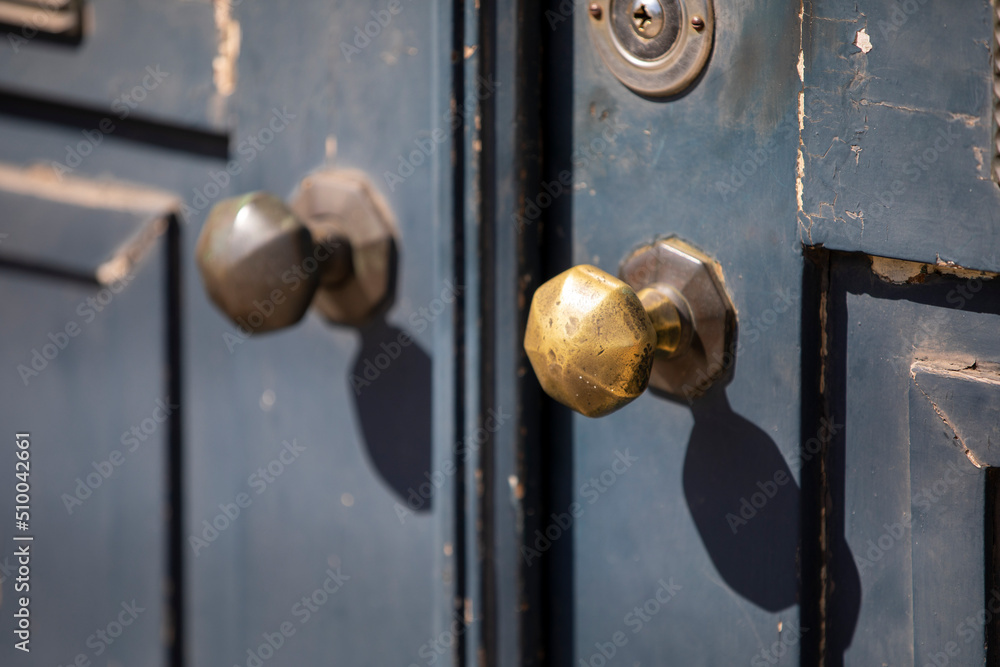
[690, 14, 705, 30]
[589, 3, 602, 20]
[630, 0, 665, 38]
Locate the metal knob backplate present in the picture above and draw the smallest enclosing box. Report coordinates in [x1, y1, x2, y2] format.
[195, 169, 397, 334]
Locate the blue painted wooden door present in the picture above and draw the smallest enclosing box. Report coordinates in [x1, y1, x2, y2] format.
[2, 1, 1000, 666]
[0, 1, 459, 665]
[522, 1, 1000, 666]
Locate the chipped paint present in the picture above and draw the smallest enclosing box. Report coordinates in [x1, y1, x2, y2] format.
[911, 362, 989, 468]
[96, 215, 169, 286]
[853, 29, 872, 54]
[948, 112, 980, 128]
[0, 162, 178, 283]
[213, 0, 241, 97]
[860, 100, 980, 127]
[796, 1, 807, 235]
[0, 162, 179, 214]
[870, 256, 999, 284]
[844, 209, 864, 226]
[507, 474, 524, 501]
[796, 151, 805, 211]
[974, 145, 986, 172]
[796, 93, 805, 214]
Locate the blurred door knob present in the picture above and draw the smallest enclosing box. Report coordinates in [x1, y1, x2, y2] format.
[195, 170, 397, 333]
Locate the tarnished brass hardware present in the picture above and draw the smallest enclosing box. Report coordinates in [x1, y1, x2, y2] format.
[620, 237, 735, 400]
[636, 283, 690, 354]
[289, 170, 397, 327]
[524, 238, 734, 416]
[524, 265, 684, 417]
[195, 170, 396, 334]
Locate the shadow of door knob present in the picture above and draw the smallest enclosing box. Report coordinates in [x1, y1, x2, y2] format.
[195, 170, 397, 333]
[524, 237, 735, 417]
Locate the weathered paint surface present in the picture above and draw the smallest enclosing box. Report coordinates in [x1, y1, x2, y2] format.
[801, 0, 1000, 272]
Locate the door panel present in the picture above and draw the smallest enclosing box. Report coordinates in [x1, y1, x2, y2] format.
[0, 0, 225, 132]
[5, 1, 1000, 666]
[554, 0, 806, 665]
[184, 1, 459, 665]
[0, 0, 461, 664]
[825, 254, 1000, 666]
[801, 0, 1000, 272]
[0, 201, 169, 666]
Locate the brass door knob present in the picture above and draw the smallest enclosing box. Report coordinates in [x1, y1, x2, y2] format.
[524, 237, 735, 417]
[196, 170, 396, 333]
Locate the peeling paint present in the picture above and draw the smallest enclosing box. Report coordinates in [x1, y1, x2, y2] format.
[947, 112, 980, 128]
[96, 216, 170, 286]
[0, 163, 179, 214]
[853, 29, 872, 53]
[870, 256, 999, 284]
[861, 100, 980, 127]
[844, 209, 864, 225]
[796, 0, 808, 242]
[911, 363, 988, 468]
[213, 0, 241, 97]
[796, 95, 805, 212]
[973, 145, 986, 172]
